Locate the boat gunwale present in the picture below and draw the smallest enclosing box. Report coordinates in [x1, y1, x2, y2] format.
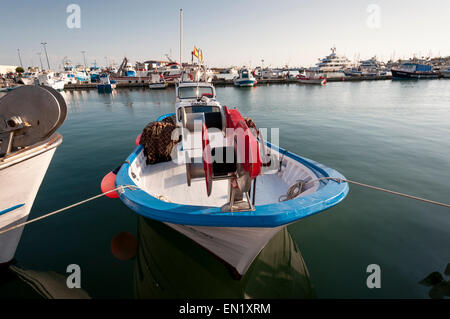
[0, 133, 62, 170]
[115, 114, 349, 227]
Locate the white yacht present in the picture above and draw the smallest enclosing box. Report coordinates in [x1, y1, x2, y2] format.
[314, 47, 350, 76]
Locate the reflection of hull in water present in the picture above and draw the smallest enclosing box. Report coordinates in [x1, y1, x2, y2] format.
[0, 265, 90, 299]
[134, 216, 315, 298]
[166, 223, 282, 276]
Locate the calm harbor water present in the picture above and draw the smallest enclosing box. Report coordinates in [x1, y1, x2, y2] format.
[3, 80, 450, 298]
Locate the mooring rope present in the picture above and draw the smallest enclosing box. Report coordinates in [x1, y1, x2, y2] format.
[2, 177, 449, 236]
[0, 185, 138, 236]
[280, 177, 450, 209]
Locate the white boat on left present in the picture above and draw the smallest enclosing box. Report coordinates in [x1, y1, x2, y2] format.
[38, 72, 65, 91]
[19, 71, 39, 85]
[0, 85, 67, 266]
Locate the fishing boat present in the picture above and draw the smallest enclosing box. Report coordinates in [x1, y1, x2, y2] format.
[297, 70, 327, 85]
[37, 72, 65, 91]
[110, 81, 348, 276]
[0, 85, 67, 266]
[391, 63, 439, 79]
[148, 73, 167, 89]
[97, 73, 117, 93]
[111, 57, 151, 84]
[261, 68, 284, 79]
[233, 68, 257, 87]
[441, 68, 450, 78]
[19, 71, 39, 85]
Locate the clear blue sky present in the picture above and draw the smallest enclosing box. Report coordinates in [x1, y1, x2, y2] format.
[1, 0, 450, 69]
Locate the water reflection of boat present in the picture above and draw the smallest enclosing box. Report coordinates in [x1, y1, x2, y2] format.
[134, 216, 315, 298]
[0, 265, 90, 299]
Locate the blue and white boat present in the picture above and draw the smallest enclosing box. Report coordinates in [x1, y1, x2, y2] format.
[97, 73, 116, 93]
[112, 81, 348, 275]
[233, 68, 257, 87]
[391, 63, 439, 79]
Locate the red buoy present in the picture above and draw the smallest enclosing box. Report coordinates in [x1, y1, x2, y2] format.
[101, 171, 119, 198]
[111, 232, 138, 260]
[136, 133, 142, 146]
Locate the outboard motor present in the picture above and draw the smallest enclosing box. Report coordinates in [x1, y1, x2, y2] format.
[0, 85, 67, 156]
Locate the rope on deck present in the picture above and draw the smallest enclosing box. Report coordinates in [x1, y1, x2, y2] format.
[0, 185, 138, 236]
[280, 177, 450, 209]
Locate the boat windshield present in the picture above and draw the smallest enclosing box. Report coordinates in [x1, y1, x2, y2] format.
[184, 105, 220, 114]
[178, 86, 214, 99]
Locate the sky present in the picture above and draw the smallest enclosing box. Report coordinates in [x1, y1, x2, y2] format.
[1, 0, 450, 69]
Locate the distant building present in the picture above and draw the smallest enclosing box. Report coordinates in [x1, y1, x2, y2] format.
[0, 65, 19, 74]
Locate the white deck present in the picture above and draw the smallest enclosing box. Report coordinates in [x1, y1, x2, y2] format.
[129, 146, 319, 207]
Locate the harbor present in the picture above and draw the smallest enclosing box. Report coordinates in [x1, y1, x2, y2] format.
[2, 81, 449, 299]
[1, 1, 450, 304]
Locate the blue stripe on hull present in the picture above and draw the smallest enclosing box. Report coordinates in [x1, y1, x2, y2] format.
[0, 204, 25, 216]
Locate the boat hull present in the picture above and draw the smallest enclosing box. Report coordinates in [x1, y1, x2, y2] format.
[233, 79, 256, 87]
[441, 71, 450, 78]
[298, 78, 326, 85]
[111, 76, 151, 84]
[19, 78, 36, 85]
[391, 69, 439, 79]
[97, 83, 116, 92]
[148, 83, 167, 89]
[0, 133, 62, 264]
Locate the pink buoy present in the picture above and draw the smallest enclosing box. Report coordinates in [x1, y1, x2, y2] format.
[101, 171, 119, 198]
[136, 133, 142, 146]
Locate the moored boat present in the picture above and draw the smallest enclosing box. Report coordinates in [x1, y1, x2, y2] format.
[111, 81, 348, 275]
[441, 68, 450, 78]
[97, 73, 117, 92]
[297, 70, 327, 85]
[0, 86, 67, 265]
[19, 72, 38, 85]
[37, 72, 65, 91]
[233, 68, 257, 87]
[148, 73, 168, 89]
[391, 63, 439, 79]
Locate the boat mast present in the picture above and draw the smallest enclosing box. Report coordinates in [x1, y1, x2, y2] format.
[179, 8, 183, 67]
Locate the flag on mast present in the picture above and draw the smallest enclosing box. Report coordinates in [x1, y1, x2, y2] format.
[199, 49, 203, 63]
[193, 46, 199, 58]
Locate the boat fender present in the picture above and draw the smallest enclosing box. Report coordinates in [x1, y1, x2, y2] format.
[135, 133, 142, 146]
[202, 123, 213, 196]
[100, 165, 122, 198]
